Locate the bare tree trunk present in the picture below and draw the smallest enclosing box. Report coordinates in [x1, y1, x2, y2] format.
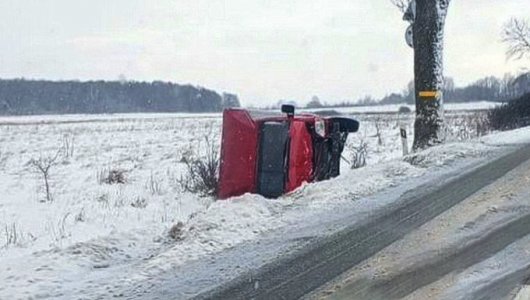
[30, 150, 60, 202]
[412, 0, 450, 150]
[44, 173, 51, 202]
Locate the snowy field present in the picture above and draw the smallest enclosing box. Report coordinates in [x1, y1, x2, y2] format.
[299, 101, 501, 114]
[0, 103, 528, 299]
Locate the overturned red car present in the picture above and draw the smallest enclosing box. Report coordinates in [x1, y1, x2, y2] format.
[218, 105, 359, 199]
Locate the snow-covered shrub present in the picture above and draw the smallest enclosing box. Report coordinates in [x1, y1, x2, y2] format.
[46, 213, 71, 243]
[30, 150, 61, 202]
[398, 106, 412, 114]
[168, 221, 185, 240]
[488, 93, 530, 130]
[99, 168, 127, 185]
[131, 197, 148, 209]
[146, 171, 163, 195]
[350, 139, 368, 169]
[178, 138, 219, 197]
[179, 147, 195, 163]
[62, 134, 75, 159]
[3, 223, 22, 248]
[470, 113, 490, 137]
[373, 116, 384, 146]
[403, 153, 426, 167]
[446, 113, 491, 141]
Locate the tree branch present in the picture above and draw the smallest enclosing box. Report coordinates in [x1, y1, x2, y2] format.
[502, 18, 530, 60]
[390, 0, 412, 13]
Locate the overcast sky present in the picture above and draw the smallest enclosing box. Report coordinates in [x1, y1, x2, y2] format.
[0, 0, 527, 106]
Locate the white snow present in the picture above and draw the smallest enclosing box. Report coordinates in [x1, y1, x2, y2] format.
[0, 107, 529, 299]
[515, 286, 530, 300]
[438, 224, 530, 300]
[299, 101, 501, 114]
[0, 112, 220, 125]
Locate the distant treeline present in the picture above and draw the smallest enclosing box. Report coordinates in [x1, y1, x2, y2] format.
[402, 73, 530, 104]
[299, 72, 530, 109]
[0, 79, 240, 115]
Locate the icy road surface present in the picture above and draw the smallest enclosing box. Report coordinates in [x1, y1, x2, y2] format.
[312, 152, 530, 300]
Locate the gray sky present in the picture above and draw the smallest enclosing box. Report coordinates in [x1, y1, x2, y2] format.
[0, 0, 527, 106]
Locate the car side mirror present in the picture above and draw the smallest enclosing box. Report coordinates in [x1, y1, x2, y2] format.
[281, 104, 295, 117]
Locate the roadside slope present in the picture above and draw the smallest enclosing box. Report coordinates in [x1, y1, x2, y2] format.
[195, 143, 530, 300]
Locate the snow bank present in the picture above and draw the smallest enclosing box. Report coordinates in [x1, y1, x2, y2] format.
[0, 111, 529, 299]
[515, 286, 530, 300]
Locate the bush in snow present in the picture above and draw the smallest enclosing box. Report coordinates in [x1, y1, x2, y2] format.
[398, 106, 412, 114]
[99, 168, 127, 185]
[446, 113, 491, 141]
[168, 222, 185, 240]
[488, 93, 530, 130]
[3, 222, 34, 249]
[62, 134, 75, 159]
[373, 116, 384, 146]
[3, 223, 22, 248]
[178, 138, 219, 197]
[131, 197, 148, 209]
[349, 138, 368, 169]
[30, 150, 61, 202]
[146, 171, 163, 195]
[179, 147, 195, 163]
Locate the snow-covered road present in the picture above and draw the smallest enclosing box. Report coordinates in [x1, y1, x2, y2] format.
[313, 144, 530, 300]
